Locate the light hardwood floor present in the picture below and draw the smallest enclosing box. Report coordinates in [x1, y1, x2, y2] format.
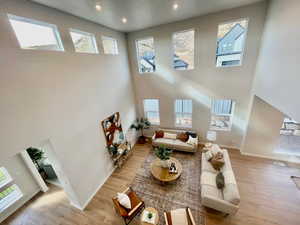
[3, 144, 300, 225]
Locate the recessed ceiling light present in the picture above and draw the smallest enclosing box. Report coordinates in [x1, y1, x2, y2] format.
[95, 4, 102, 11]
[173, 3, 179, 10]
[122, 17, 127, 23]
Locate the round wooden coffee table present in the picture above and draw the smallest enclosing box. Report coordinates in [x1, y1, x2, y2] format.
[150, 157, 182, 183]
[141, 207, 159, 225]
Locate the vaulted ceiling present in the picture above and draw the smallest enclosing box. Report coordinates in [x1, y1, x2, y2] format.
[32, 0, 263, 32]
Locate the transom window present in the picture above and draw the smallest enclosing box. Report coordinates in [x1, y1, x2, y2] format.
[216, 19, 248, 67]
[210, 99, 235, 131]
[69, 29, 99, 54]
[102, 36, 118, 55]
[143, 99, 160, 125]
[8, 14, 64, 51]
[136, 37, 156, 73]
[175, 99, 192, 128]
[173, 29, 195, 70]
[0, 167, 23, 213]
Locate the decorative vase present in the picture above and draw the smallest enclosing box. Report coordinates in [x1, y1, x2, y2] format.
[160, 159, 170, 168]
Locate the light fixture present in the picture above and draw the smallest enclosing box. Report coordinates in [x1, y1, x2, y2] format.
[95, 3, 102, 11]
[122, 17, 127, 23]
[173, 3, 179, 10]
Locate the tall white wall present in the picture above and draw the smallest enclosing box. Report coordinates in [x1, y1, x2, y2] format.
[127, 2, 267, 148]
[254, 0, 300, 122]
[0, 0, 136, 208]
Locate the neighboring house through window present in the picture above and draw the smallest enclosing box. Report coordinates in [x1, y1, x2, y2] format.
[136, 37, 156, 73]
[143, 99, 160, 125]
[175, 99, 192, 127]
[173, 29, 195, 70]
[8, 14, 64, 51]
[69, 29, 98, 54]
[216, 19, 248, 67]
[0, 167, 23, 213]
[210, 99, 235, 131]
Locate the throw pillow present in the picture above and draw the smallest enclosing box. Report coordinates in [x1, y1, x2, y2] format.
[186, 136, 197, 145]
[164, 132, 177, 139]
[185, 131, 197, 138]
[205, 150, 214, 161]
[216, 172, 225, 189]
[177, 132, 189, 142]
[117, 193, 131, 209]
[210, 152, 225, 170]
[155, 130, 164, 139]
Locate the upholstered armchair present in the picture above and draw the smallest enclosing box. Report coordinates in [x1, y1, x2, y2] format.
[112, 187, 145, 225]
[164, 208, 196, 225]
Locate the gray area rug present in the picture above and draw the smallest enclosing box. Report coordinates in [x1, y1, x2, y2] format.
[130, 149, 205, 225]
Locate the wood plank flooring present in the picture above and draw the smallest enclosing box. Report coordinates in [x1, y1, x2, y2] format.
[3, 144, 300, 225]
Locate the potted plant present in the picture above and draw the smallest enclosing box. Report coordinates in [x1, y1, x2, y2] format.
[26, 147, 45, 172]
[108, 144, 119, 156]
[130, 117, 151, 144]
[155, 145, 172, 168]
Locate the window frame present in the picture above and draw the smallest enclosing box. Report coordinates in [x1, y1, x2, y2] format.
[102, 36, 119, 55]
[143, 99, 160, 126]
[135, 37, 156, 74]
[174, 99, 193, 128]
[0, 167, 23, 213]
[69, 28, 99, 54]
[172, 28, 195, 71]
[215, 18, 249, 68]
[210, 99, 235, 131]
[8, 14, 64, 52]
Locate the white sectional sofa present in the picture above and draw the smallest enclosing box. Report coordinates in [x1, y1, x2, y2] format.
[201, 144, 240, 215]
[152, 129, 198, 153]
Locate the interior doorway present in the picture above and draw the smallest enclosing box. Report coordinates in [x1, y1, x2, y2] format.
[275, 117, 300, 156]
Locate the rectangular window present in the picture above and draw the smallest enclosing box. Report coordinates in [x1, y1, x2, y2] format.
[216, 19, 248, 67]
[210, 99, 235, 131]
[173, 29, 195, 70]
[175, 99, 192, 128]
[8, 14, 64, 51]
[143, 99, 160, 125]
[136, 38, 156, 73]
[102, 36, 118, 55]
[0, 167, 23, 213]
[70, 29, 98, 54]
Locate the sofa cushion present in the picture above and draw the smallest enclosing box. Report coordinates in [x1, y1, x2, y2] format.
[153, 138, 174, 148]
[210, 152, 225, 171]
[201, 184, 223, 200]
[173, 140, 195, 151]
[186, 136, 197, 145]
[164, 132, 177, 139]
[205, 151, 214, 161]
[223, 183, 240, 205]
[186, 131, 197, 138]
[202, 153, 218, 173]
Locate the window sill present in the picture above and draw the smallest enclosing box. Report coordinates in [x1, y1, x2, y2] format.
[210, 127, 231, 132]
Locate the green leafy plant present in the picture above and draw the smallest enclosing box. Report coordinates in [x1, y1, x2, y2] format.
[147, 212, 153, 219]
[130, 117, 151, 144]
[26, 147, 44, 171]
[155, 145, 172, 161]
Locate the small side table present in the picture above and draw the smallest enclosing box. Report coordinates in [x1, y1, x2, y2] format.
[141, 207, 159, 225]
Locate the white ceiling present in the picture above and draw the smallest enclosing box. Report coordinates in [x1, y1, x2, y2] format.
[31, 0, 263, 32]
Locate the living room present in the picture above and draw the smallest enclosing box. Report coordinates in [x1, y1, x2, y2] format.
[0, 0, 300, 225]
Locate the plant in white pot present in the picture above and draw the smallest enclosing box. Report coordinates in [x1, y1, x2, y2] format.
[155, 145, 172, 168]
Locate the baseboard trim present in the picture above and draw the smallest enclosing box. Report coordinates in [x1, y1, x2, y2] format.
[241, 151, 300, 163]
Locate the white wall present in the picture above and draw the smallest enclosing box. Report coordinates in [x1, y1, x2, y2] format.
[254, 0, 300, 122]
[0, 0, 136, 208]
[127, 2, 267, 148]
[0, 154, 40, 223]
[242, 96, 287, 159]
